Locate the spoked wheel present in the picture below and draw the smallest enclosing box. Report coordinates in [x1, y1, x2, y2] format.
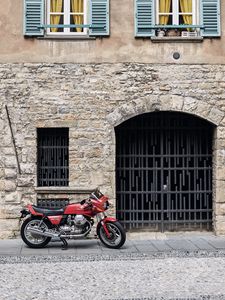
[21, 217, 51, 248]
[97, 221, 126, 249]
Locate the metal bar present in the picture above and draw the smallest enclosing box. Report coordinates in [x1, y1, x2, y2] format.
[117, 209, 212, 213]
[38, 24, 105, 29]
[138, 25, 205, 29]
[5, 105, 21, 174]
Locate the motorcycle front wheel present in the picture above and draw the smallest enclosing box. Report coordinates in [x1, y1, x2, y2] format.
[21, 217, 52, 248]
[97, 221, 126, 249]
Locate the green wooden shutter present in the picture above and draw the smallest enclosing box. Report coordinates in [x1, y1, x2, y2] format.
[135, 0, 155, 37]
[24, 0, 44, 36]
[89, 0, 109, 36]
[201, 0, 220, 37]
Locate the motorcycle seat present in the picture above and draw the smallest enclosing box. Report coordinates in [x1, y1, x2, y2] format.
[32, 205, 64, 216]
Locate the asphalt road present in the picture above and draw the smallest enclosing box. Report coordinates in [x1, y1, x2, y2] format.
[1, 255, 225, 300]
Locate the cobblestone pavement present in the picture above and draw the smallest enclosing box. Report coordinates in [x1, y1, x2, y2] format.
[0, 233, 225, 300]
[1, 254, 225, 300]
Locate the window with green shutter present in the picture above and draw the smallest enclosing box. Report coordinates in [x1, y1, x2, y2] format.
[134, 0, 220, 39]
[24, 0, 109, 37]
[24, 0, 44, 36]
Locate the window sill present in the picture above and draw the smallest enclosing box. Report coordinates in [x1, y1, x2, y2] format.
[37, 35, 96, 41]
[151, 36, 203, 43]
[35, 187, 95, 194]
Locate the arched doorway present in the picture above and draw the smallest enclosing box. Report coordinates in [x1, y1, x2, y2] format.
[115, 112, 214, 232]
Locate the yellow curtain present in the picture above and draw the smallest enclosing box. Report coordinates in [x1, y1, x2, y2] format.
[50, 0, 63, 32]
[159, 0, 171, 25]
[180, 0, 192, 25]
[71, 0, 83, 33]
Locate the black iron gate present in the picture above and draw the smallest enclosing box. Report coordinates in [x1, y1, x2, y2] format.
[116, 112, 214, 232]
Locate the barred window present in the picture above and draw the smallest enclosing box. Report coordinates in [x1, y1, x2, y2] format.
[37, 128, 69, 187]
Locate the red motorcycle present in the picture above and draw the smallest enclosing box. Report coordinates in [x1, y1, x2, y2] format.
[20, 189, 126, 249]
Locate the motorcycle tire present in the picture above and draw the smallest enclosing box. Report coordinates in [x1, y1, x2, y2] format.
[97, 221, 126, 249]
[21, 217, 52, 248]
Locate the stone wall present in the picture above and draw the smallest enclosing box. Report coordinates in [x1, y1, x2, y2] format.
[1, 63, 225, 238]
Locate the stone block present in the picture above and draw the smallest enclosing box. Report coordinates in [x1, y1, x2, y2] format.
[159, 95, 173, 110]
[0, 218, 20, 239]
[106, 109, 123, 127]
[5, 180, 16, 192]
[4, 204, 21, 217]
[217, 127, 225, 139]
[5, 191, 21, 203]
[215, 203, 225, 215]
[195, 101, 211, 120]
[214, 180, 225, 203]
[86, 147, 102, 158]
[5, 168, 17, 179]
[0, 168, 4, 178]
[208, 107, 224, 125]
[0, 180, 5, 191]
[214, 150, 225, 171]
[183, 97, 197, 112]
[4, 147, 16, 155]
[214, 216, 225, 235]
[4, 156, 17, 168]
[17, 176, 34, 187]
[171, 95, 184, 111]
[2, 132, 12, 147]
[20, 163, 35, 174]
[0, 192, 5, 203]
[0, 119, 5, 131]
[144, 95, 159, 110]
[216, 167, 225, 181]
[213, 138, 225, 151]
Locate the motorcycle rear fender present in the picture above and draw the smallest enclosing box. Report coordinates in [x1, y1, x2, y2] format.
[20, 208, 31, 219]
[27, 204, 43, 217]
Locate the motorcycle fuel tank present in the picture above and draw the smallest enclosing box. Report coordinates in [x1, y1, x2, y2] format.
[63, 203, 93, 216]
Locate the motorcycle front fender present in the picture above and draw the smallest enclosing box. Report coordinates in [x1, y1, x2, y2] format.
[96, 217, 118, 238]
[101, 217, 117, 223]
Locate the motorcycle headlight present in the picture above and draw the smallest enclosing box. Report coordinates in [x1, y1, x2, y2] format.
[103, 201, 109, 210]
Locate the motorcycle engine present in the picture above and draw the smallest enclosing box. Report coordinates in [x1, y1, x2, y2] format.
[74, 215, 87, 227]
[60, 215, 90, 235]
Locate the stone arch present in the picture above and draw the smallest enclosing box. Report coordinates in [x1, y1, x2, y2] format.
[106, 95, 225, 234]
[106, 96, 224, 127]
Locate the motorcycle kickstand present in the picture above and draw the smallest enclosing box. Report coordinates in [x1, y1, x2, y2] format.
[60, 237, 68, 250]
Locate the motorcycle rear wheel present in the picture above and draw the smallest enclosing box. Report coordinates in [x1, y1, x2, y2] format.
[97, 221, 126, 249]
[21, 217, 52, 248]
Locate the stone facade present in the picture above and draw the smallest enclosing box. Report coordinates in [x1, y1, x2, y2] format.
[0, 63, 225, 237]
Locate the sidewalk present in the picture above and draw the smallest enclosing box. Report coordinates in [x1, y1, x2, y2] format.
[1, 232, 225, 257]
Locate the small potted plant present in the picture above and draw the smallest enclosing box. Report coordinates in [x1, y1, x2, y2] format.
[181, 25, 198, 37]
[157, 28, 166, 37]
[166, 28, 181, 37]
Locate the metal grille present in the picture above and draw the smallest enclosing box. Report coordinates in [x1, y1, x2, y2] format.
[37, 128, 69, 187]
[116, 112, 213, 232]
[37, 199, 69, 209]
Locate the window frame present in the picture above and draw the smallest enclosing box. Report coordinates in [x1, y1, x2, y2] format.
[46, 0, 88, 36]
[156, 0, 198, 27]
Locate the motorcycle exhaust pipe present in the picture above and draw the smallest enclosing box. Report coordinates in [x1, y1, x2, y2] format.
[27, 227, 59, 238]
[27, 227, 91, 239]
